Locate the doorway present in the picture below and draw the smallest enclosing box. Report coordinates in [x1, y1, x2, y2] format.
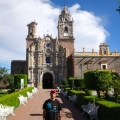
[43, 72, 53, 89]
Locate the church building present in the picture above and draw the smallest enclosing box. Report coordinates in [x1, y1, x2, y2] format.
[11, 6, 120, 89]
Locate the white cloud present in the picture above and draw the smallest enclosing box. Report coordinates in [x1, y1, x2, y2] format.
[0, 0, 109, 68]
[68, 3, 109, 52]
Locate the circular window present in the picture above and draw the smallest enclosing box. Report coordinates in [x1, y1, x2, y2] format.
[46, 43, 51, 48]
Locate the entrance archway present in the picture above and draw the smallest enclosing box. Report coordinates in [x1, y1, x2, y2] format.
[43, 72, 53, 89]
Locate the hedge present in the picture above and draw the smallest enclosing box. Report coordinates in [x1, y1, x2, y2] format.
[14, 74, 27, 89]
[0, 87, 33, 108]
[68, 77, 85, 89]
[65, 89, 120, 120]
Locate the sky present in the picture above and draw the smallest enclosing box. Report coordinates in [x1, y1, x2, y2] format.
[0, 0, 120, 71]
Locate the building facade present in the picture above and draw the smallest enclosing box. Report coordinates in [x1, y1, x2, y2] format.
[11, 60, 27, 74]
[11, 6, 120, 88]
[73, 43, 120, 78]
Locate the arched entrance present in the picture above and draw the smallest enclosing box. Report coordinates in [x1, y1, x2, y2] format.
[43, 72, 53, 89]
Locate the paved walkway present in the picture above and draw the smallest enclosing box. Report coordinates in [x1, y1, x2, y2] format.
[8, 89, 86, 120]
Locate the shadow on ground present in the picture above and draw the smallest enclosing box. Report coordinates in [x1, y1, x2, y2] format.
[57, 93, 86, 120]
[30, 114, 43, 116]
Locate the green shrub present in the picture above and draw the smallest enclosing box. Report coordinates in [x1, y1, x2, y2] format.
[75, 90, 120, 120]
[97, 100, 120, 120]
[14, 74, 27, 89]
[68, 77, 85, 90]
[84, 70, 112, 98]
[61, 78, 68, 85]
[111, 72, 120, 80]
[68, 77, 73, 89]
[63, 86, 120, 120]
[0, 87, 33, 108]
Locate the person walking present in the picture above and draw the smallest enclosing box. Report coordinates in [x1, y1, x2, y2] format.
[43, 89, 62, 120]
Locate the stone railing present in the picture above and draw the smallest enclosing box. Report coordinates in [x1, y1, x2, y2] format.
[74, 52, 120, 56]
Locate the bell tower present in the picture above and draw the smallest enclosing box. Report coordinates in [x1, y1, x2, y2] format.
[57, 6, 75, 58]
[27, 21, 38, 39]
[58, 6, 74, 39]
[26, 21, 38, 48]
[99, 43, 111, 55]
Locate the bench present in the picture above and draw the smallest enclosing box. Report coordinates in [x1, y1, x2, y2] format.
[32, 87, 38, 94]
[68, 95, 77, 104]
[81, 101, 99, 120]
[18, 94, 28, 106]
[2, 89, 8, 94]
[0, 104, 15, 120]
[63, 91, 68, 97]
[27, 91, 33, 99]
[60, 88, 64, 94]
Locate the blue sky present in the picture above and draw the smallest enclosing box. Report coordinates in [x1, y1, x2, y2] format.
[53, 0, 120, 50]
[0, 0, 120, 71]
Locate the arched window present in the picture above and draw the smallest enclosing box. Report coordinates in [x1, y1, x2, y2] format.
[64, 27, 68, 33]
[64, 27, 68, 36]
[30, 29, 33, 35]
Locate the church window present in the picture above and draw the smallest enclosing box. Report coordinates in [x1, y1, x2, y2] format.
[64, 27, 68, 36]
[64, 27, 68, 33]
[59, 57, 62, 63]
[30, 29, 32, 35]
[46, 57, 50, 63]
[46, 43, 51, 48]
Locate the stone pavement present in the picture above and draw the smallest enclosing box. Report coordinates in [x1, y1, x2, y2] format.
[8, 89, 86, 120]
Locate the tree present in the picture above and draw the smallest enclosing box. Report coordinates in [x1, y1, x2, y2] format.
[112, 80, 120, 93]
[4, 74, 14, 89]
[111, 72, 120, 80]
[14, 74, 27, 89]
[84, 70, 112, 98]
[61, 78, 68, 85]
[0, 67, 8, 80]
[0, 67, 12, 88]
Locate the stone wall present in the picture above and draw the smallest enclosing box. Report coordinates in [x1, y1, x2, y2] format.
[114, 57, 120, 76]
[59, 39, 74, 57]
[74, 56, 120, 78]
[11, 60, 27, 74]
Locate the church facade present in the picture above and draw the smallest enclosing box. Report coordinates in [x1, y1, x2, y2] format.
[11, 6, 120, 88]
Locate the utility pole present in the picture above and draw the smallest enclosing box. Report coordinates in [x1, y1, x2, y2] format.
[116, 0, 120, 13]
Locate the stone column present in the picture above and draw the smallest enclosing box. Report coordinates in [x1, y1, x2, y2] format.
[31, 53, 33, 66]
[43, 54, 45, 64]
[31, 70, 33, 82]
[38, 71, 43, 89]
[28, 51, 30, 80]
[38, 54, 40, 66]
